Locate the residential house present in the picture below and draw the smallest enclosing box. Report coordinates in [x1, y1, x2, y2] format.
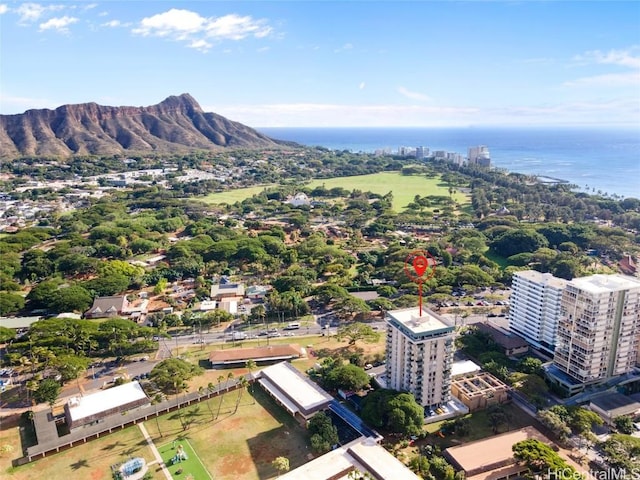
[84, 296, 130, 319]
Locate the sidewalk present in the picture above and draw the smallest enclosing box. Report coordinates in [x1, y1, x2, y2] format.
[138, 423, 172, 480]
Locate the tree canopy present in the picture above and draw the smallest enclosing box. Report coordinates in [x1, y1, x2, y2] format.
[308, 411, 339, 453]
[336, 322, 380, 346]
[361, 389, 424, 435]
[324, 364, 371, 392]
[149, 358, 203, 395]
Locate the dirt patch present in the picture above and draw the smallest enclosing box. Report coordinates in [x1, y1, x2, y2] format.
[219, 453, 254, 477]
[90, 468, 105, 480]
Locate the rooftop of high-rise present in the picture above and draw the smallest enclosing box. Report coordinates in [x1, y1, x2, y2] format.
[387, 307, 453, 336]
[569, 274, 640, 294]
[514, 270, 568, 288]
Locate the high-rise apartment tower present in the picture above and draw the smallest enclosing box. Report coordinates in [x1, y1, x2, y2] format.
[549, 274, 640, 395]
[509, 270, 568, 355]
[386, 308, 455, 408]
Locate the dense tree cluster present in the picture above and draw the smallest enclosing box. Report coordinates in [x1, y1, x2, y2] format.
[361, 389, 424, 435]
[307, 412, 339, 453]
[512, 439, 580, 477]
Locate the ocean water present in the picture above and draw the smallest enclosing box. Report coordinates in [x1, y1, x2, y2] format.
[257, 127, 640, 199]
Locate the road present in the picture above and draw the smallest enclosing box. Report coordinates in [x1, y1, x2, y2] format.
[2, 316, 388, 414]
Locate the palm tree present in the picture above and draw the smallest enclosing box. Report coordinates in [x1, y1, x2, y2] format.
[245, 360, 256, 395]
[234, 377, 249, 414]
[152, 393, 164, 438]
[225, 372, 234, 392]
[215, 374, 225, 420]
[206, 382, 216, 420]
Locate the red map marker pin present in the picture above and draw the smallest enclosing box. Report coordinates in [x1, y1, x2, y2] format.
[413, 255, 429, 277]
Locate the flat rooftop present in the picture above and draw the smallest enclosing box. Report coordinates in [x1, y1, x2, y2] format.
[278, 437, 421, 480]
[259, 362, 332, 414]
[514, 270, 568, 289]
[387, 307, 453, 335]
[590, 392, 640, 414]
[570, 274, 640, 294]
[66, 381, 148, 422]
[445, 426, 551, 476]
[0, 316, 42, 329]
[209, 344, 304, 365]
[452, 360, 481, 377]
[475, 322, 528, 350]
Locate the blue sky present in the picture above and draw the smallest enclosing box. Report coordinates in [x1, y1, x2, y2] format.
[1, 1, 639, 127]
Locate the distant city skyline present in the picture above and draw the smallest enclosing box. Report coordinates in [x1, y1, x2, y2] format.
[1, 1, 639, 127]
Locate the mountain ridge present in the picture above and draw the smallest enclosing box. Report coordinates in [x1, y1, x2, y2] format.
[0, 94, 287, 158]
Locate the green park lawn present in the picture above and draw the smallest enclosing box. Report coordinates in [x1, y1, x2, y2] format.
[199, 185, 275, 205]
[144, 387, 312, 480]
[158, 439, 211, 480]
[305, 172, 469, 211]
[0, 420, 163, 480]
[198, 171, 470, 212]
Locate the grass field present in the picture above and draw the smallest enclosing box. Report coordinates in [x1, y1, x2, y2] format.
[0, 418, 163, 480]
[199, 172, 470, 212]
[483, 248, 510, 269]
[158, 439, 211, 479]
[144, 388, 311, 480]
[199, 185, 275, 205]
[305, 172, 469, 211]
[178, 333, 386, 392]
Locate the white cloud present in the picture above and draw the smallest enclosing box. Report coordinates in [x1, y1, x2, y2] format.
[17, 2, 46, 22]
[359, 82, 366, 90]
[101, 19, 131, 28]
[205, 14, 272, 40]
[82, 3, 98, 11]
[132, 9, 273, 49]
[39, 15, 78, 33]
[133, 9, 205, 38]
[566, 46, 640, 88]
[564, 71, 640, 87]
[16, 2, 64, 23]
[493, 98, 639, 123]
[257, 46, 270, 53]
[397, 87, 431, 101]
[204, 97, 638, 128]
[208, 102, 480, 127]
[574, 46, 640, 69]
[0, 4, 8, 15]
[188, 39, 212, 52]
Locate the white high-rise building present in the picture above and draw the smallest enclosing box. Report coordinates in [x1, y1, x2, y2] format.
[509, 270, 568, 355]
[385, 307, 455, 408]
[549, 274, 640, 395]
[416, 146, 429, 159]
[467, 145, 491, 167]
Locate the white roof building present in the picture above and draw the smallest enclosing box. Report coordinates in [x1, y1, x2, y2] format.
[279, 437, 421, 480]
[64, 381, 150, 429]
[257, 361, 333, 421]
[285, 192, 311, 207]
[451, 360, 482, 378]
